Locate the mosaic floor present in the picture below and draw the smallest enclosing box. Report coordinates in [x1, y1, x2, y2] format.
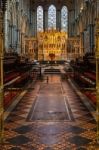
[1, 75, 97, 150]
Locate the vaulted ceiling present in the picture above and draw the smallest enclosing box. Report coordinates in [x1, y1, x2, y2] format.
[31, 0, 74, 10]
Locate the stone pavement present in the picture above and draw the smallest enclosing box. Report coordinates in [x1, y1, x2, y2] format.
[1, 75, 97, 150]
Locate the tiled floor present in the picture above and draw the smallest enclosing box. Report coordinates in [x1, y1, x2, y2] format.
[1, 75, 97, 150]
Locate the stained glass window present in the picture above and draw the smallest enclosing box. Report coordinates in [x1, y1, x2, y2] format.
[61, 6, 68, 32]
[48, 5, 56, 29]
[37, 6, 43, 31]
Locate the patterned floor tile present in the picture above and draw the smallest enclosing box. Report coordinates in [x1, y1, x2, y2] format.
[80, 130, 96, 139]
[69, 135, 92, 146]
[2, 76, 96, 149]
[7, 135, 31, 145]
[64, 125, 86, 134]
[13, 125, 32, 134]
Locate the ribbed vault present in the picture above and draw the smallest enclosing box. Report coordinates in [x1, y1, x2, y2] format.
[1, 0, 7, 11]
[31, 0, 74, 10]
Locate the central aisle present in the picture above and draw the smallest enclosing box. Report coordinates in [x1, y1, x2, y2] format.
[3, 75, 96, 149]
[28, 79, 73, 121]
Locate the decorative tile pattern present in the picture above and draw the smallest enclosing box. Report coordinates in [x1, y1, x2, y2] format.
[1, 77, 97, 149]
[69, 136, 92, 146]
[7, 135, 31, 145]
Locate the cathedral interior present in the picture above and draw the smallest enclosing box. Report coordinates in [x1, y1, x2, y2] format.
[0, 0, 99, 149]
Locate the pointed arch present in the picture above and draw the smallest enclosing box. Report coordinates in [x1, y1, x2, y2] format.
[48, 5, 56, 29]
[61, 6, 68, 32]
[37, 6, 43, 31]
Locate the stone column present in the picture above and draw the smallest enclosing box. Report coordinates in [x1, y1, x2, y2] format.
[16, 28, 20, 53]
[29, 11, 34, 36]
[12, 25, 14, 49]
[56, 10, 61, 31]
[0, 7, 4, 144]
[43, 9, 48, 31]
[96, 0, 99, 144]
[80, 32, 84, 57]
[68, 10, 75, 37]
[33, 9, 37, 37]
[21, 32, 25, 54]
[68, 10, 72, 37]
[9, 24, 13, 49]
[13, 25, 17, 49]
[4, 10, 8, 52]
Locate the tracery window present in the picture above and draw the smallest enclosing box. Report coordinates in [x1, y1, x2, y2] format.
[37, 6, 43, 31]
[61, 6, 68, 32]
[48, 5, 56, 29]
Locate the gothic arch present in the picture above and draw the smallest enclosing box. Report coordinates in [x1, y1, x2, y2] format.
[37, 6, 43, 31]
[48, 5, 56, 29]
[61, 6, 68, 32]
